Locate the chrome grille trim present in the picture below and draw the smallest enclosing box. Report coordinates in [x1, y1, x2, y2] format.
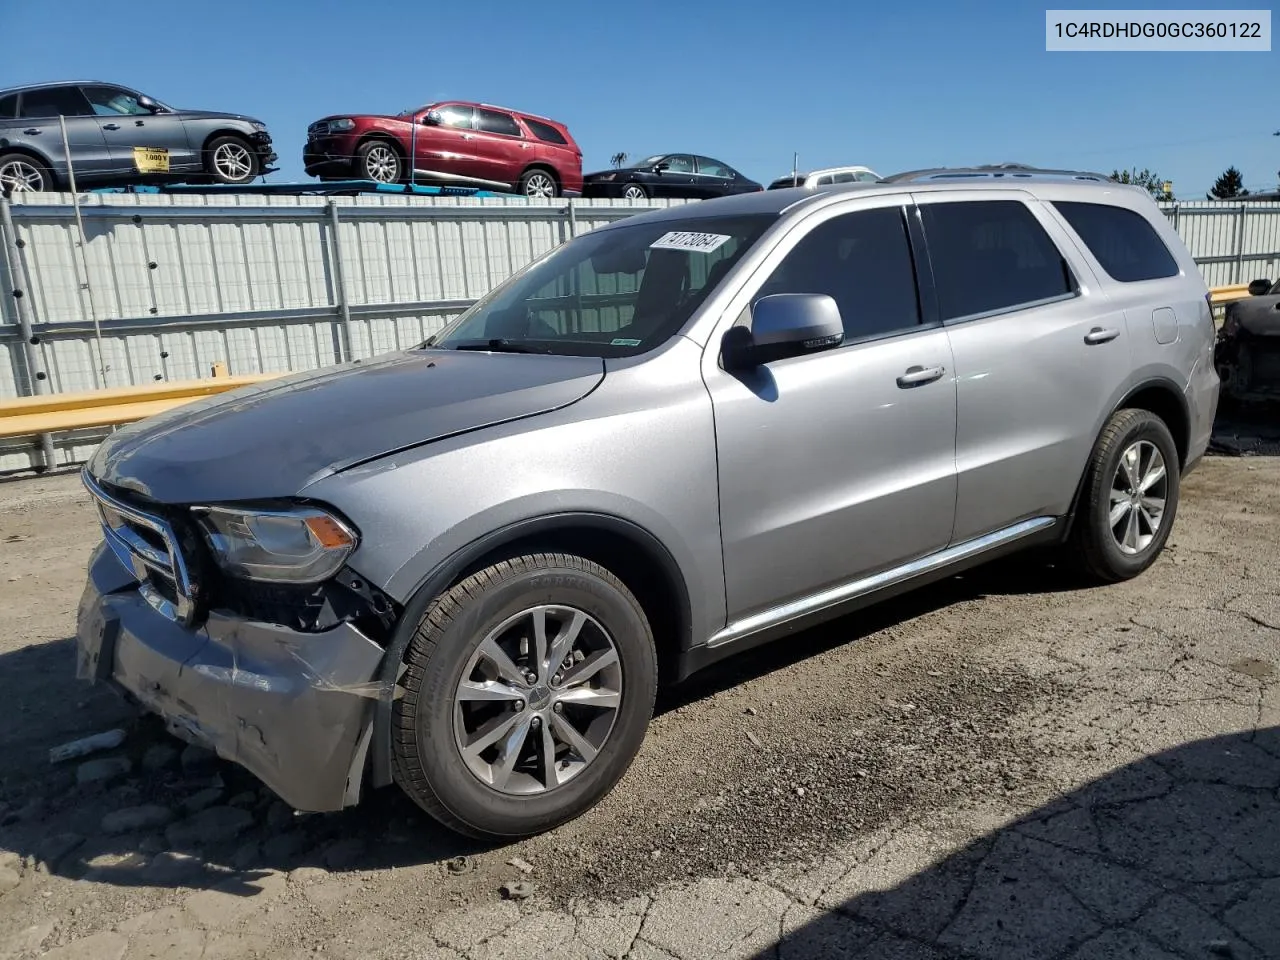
[82, 469, 196, 625]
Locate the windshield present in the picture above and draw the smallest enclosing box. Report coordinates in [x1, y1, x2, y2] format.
[427, 213, 777, 358]
[634, 155, 666, 168]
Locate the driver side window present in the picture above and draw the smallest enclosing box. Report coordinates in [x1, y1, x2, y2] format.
[751, 206, 924, 344]
[82, 85, 148, 117]
[663, 155, 695, 174]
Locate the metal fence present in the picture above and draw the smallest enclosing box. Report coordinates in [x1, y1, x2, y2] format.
[2, 191, 1279, 473]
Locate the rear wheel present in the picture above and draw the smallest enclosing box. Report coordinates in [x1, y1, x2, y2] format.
[1067, 408, 1180, 582]
[518, 168, 558, 199]
[0, 153, 52, 194]
[205, 136, 258, 184]
[622, 183, 648, 201]
[392, 553, 657, 840]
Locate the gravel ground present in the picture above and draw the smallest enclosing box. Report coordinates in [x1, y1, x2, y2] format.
[0, 433, 1277, 959]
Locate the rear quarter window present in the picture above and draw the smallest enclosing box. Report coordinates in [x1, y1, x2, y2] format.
[0, 94, 16, 119]
[1051, 200, 1180, 283]
[524, 118, 568, 145]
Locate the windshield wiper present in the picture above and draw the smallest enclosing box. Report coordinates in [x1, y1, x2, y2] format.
[450, 338, 544, 354]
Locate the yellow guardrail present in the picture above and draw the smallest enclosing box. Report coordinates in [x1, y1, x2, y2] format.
[0, 282, 1261, 442]
[0, 371, 277, 440]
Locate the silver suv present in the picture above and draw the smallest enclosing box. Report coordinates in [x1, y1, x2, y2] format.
[75, 172, 1219, 839]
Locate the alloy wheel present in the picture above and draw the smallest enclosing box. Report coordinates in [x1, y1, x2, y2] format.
[523, 172, 556, 198]
[0, 159, 45, 193]
[363, 145, 399, 182]
[213, 142, 254, 182]
[452, 604, 623, 795]
[623, 185, 646, 201]
[1109, 439, 1167, 555]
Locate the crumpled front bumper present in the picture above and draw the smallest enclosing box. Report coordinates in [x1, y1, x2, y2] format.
[75, 543, 390, 812]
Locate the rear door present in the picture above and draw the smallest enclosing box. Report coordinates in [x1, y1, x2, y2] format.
[471, 108, 532, 187]
[15, 86, 111, 184]
[913, 191, 1130, 543]
[691, 156, 736, 198]
[80, 84, 197, 176]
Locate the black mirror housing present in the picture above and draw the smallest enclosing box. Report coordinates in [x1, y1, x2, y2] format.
[1248, 278, 1273, 297]
[137, 95, 159, 113]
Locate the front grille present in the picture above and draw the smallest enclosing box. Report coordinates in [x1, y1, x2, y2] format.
[307, 121, 329, 138]
[83, 470, 198, 625]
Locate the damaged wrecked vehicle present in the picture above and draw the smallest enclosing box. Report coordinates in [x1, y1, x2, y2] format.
[76, 175, 1217, 840]
[1215, 277, 1280, 406]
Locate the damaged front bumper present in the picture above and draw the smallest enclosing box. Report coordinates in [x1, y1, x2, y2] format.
[75, 542, 392, 812]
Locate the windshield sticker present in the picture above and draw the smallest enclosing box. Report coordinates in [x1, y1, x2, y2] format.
[611, 337, 642, 346]
[649, 231, 732, 253]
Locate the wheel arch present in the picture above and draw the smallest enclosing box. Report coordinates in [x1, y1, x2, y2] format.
[520, 163, 560, 188]
[366, 510, 693, 790]
[1062, 376, 1190, 540]
[200, 128, 254, 154]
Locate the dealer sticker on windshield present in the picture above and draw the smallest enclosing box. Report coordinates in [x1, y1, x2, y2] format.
[650, 231, 732, 253]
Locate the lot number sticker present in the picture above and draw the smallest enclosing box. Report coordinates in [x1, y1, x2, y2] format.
[650, 231, 731, 253]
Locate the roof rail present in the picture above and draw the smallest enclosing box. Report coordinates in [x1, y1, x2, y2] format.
[879, 163, 1115, 184]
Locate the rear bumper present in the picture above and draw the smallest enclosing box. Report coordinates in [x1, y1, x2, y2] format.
[75, 543, 388, 812]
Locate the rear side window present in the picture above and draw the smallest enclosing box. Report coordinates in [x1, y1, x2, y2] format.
[0, 95, 16, 119]
[1052, 200, 1180, 283]
[19, 86, 93, 118]
[753, 206, 922, 343]
[476, 109, 521, 137]
[921, 200, 1075, 321]
[523, 118, 567, 144]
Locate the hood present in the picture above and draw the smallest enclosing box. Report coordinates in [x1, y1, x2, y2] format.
[173, 109, 265, 125]
[584, 167, 647, 180]
[88, 349, 604, 504]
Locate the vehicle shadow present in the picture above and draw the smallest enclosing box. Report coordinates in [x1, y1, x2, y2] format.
[0, 549, 1090, 898]
[751, 726, 1280, 959]
[1210, 403, 1280, 457]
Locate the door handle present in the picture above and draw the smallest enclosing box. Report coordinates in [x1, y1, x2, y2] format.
[1084, 326, 1120, 345]
[134, 119, 145, 127]
[102, 123, 120, 131]
[896, 364, 946, 388]
[461, 133, 475, 139]
[23, 128, 41, 135]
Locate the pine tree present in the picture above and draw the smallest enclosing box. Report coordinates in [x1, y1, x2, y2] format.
[1110, 168, 1172, 200]
[1208, 166, 1249, 200]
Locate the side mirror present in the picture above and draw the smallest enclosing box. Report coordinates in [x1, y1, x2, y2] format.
[721, 293, 844, 369]
[653, 162, 669, 174]
[422, 110, 442, 126]
[1248, 278, 1273, 296]
[136, 95, 159, 113]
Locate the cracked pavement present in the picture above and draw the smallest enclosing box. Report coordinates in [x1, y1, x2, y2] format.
[0, 450, 1277, 960]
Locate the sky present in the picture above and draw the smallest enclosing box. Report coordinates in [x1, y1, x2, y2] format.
[4, 0, 1278, 200]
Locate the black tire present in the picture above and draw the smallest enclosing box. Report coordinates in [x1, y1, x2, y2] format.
[392, 553, 657, 840]
[0, 152, 53, 194]
[621, 183, 648, 201]
[204, 135, 259, 185]
[355, 139, 402, 183]
[1068, 408, 1180, 583]
[518, 167, 559, 198]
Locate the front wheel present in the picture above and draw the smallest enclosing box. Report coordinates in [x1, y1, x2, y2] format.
[1067, 408, 1180, 582]
[356, 140, 401, 183]
[205, 136, 258, 184]
[392, 553, 657, 840]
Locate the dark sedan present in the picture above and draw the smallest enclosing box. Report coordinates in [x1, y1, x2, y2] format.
[0, 81, 277, 194]
[582, 154, 762, 201]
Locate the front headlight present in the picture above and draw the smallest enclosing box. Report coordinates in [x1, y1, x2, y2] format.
[328, 118, 356, 132]
[250, 121, 268, 132]
[192, 505, 358, 584]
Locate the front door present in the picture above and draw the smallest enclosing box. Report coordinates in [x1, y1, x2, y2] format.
[81, 85, 197, 177]
[651, 155, 699, 198]
[413, 104, 483, 185]
[912, 192, 1132, 544]
[704, 198, 959, 624]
